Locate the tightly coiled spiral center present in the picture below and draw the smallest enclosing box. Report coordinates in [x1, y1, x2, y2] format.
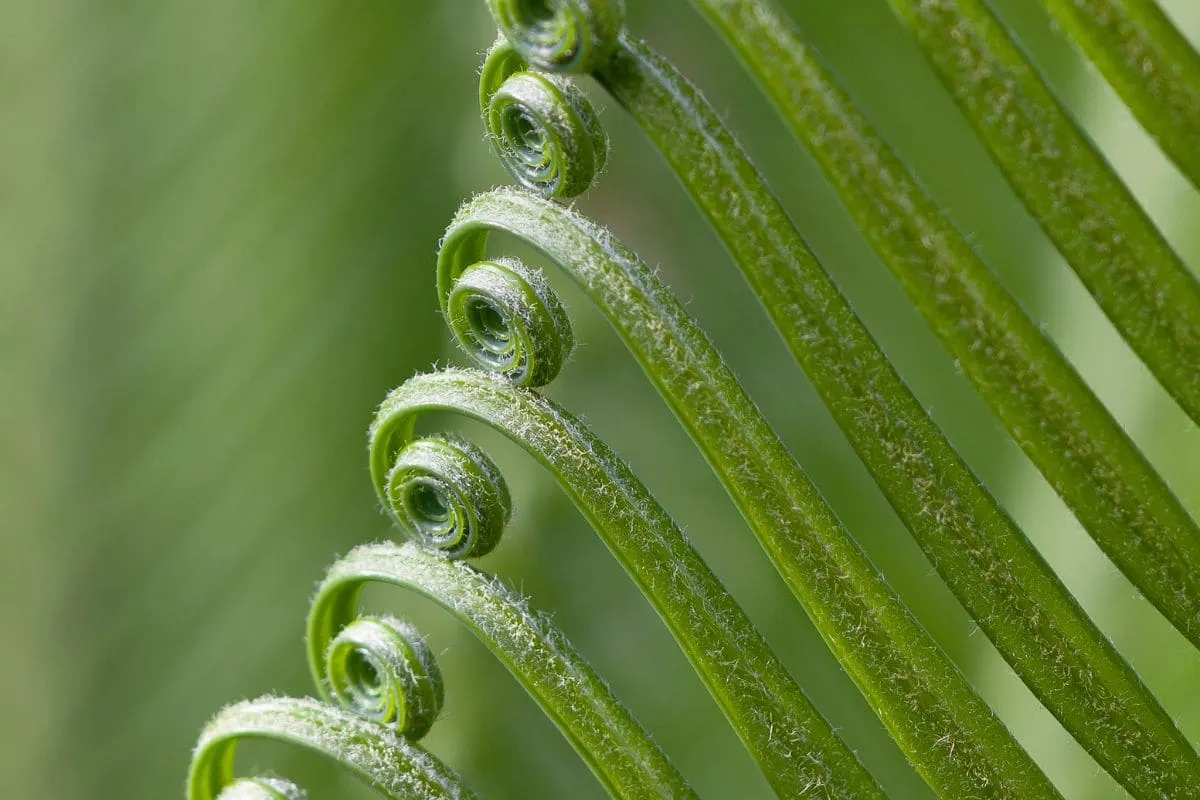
[325, 616, 444, 741]
[487, 0, 625, 73]
[482, 38, 608, 199]
[446, 258, 574, 388]
[384, 435, 512, 559]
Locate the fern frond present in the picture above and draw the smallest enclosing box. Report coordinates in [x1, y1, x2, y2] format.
[684, 0, 1200, 657]
[568, 22, 1196, 799]
[889, 0, 1200, 442]
[188, 697, 474, 800]
[369, 367, 882, 797]
[186, 2, 1200, 798]
[309, 541, 695, 799]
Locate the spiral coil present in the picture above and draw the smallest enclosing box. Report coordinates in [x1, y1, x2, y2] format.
[186, 6, 704, 798]
[486, 0, 625, 73]
[383, 435, 512, 560]
[482, 39, 608, 200]
[385, 37, 621, 560]
[324, 616, 444, 741]
[445, 256, 574, 388]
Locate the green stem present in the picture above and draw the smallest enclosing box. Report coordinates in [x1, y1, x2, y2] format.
[370, 367, 884, 798]
[308, 540, 697, 800]
[188, 697, 475, 800]
[889, 0, 1200, 439]
[513, 27, 1200, 797]
[682, 0, 1200, 653]
[439, 182, 1054, 798]
[1039, 0, 1200, 192]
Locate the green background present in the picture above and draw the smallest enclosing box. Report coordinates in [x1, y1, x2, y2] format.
[4, 1, 1199, 797]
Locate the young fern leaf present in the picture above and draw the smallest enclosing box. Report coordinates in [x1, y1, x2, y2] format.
[486, 23, 1200, 798]
[308, 540, 696, 800]
[683, 0, 1200, 652]
[1038, 0, 1200, 191]
[368, 367, 885, 798]
[188, 697, 474, 800]
[187, 2, 1200, 797]
[191, 605, 472, 798]
[317, 614, 446, 741]
[888, 0, 1200, 435]
[481, 53, 609, 200]
[485, 0, 626, 74]
[442, 180, 1055, 798]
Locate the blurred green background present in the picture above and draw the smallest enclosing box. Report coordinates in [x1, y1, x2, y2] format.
[4, 1, 1200, 797]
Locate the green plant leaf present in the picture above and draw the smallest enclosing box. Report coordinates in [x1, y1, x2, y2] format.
[188, 697, 475, 800]
[1039, 0, 1200, 192]
[683, 0, 1200, 655]
[308, 540, 696, 800]
[511, 25, 1200, 797]
[888, 0, 1200, 442]
[369, 367, 884, 798]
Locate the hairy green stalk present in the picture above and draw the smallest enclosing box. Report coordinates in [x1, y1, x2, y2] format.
[681, 0, 1200, 653]
[1039, 0, 1200, 191]
[188, 2, 1200, 798]
[466, 19, 1200, 799]
[889, 0, 1200, 441]
[308, 540, 696, 800]
[188, 697, 474, 800]
[441, 170, 1057, 795]
[369, 367, 883, 797]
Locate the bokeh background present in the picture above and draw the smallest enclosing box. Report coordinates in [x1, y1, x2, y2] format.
[4, 1, 1200, 797]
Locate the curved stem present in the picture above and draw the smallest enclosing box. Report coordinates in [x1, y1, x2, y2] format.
[188, 697, 475, 800]
[1038, 0, 1200, 191]
[370, 367, 884, 799]
[889, 0, 1200, 435]
[308, 540, 696, 800]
